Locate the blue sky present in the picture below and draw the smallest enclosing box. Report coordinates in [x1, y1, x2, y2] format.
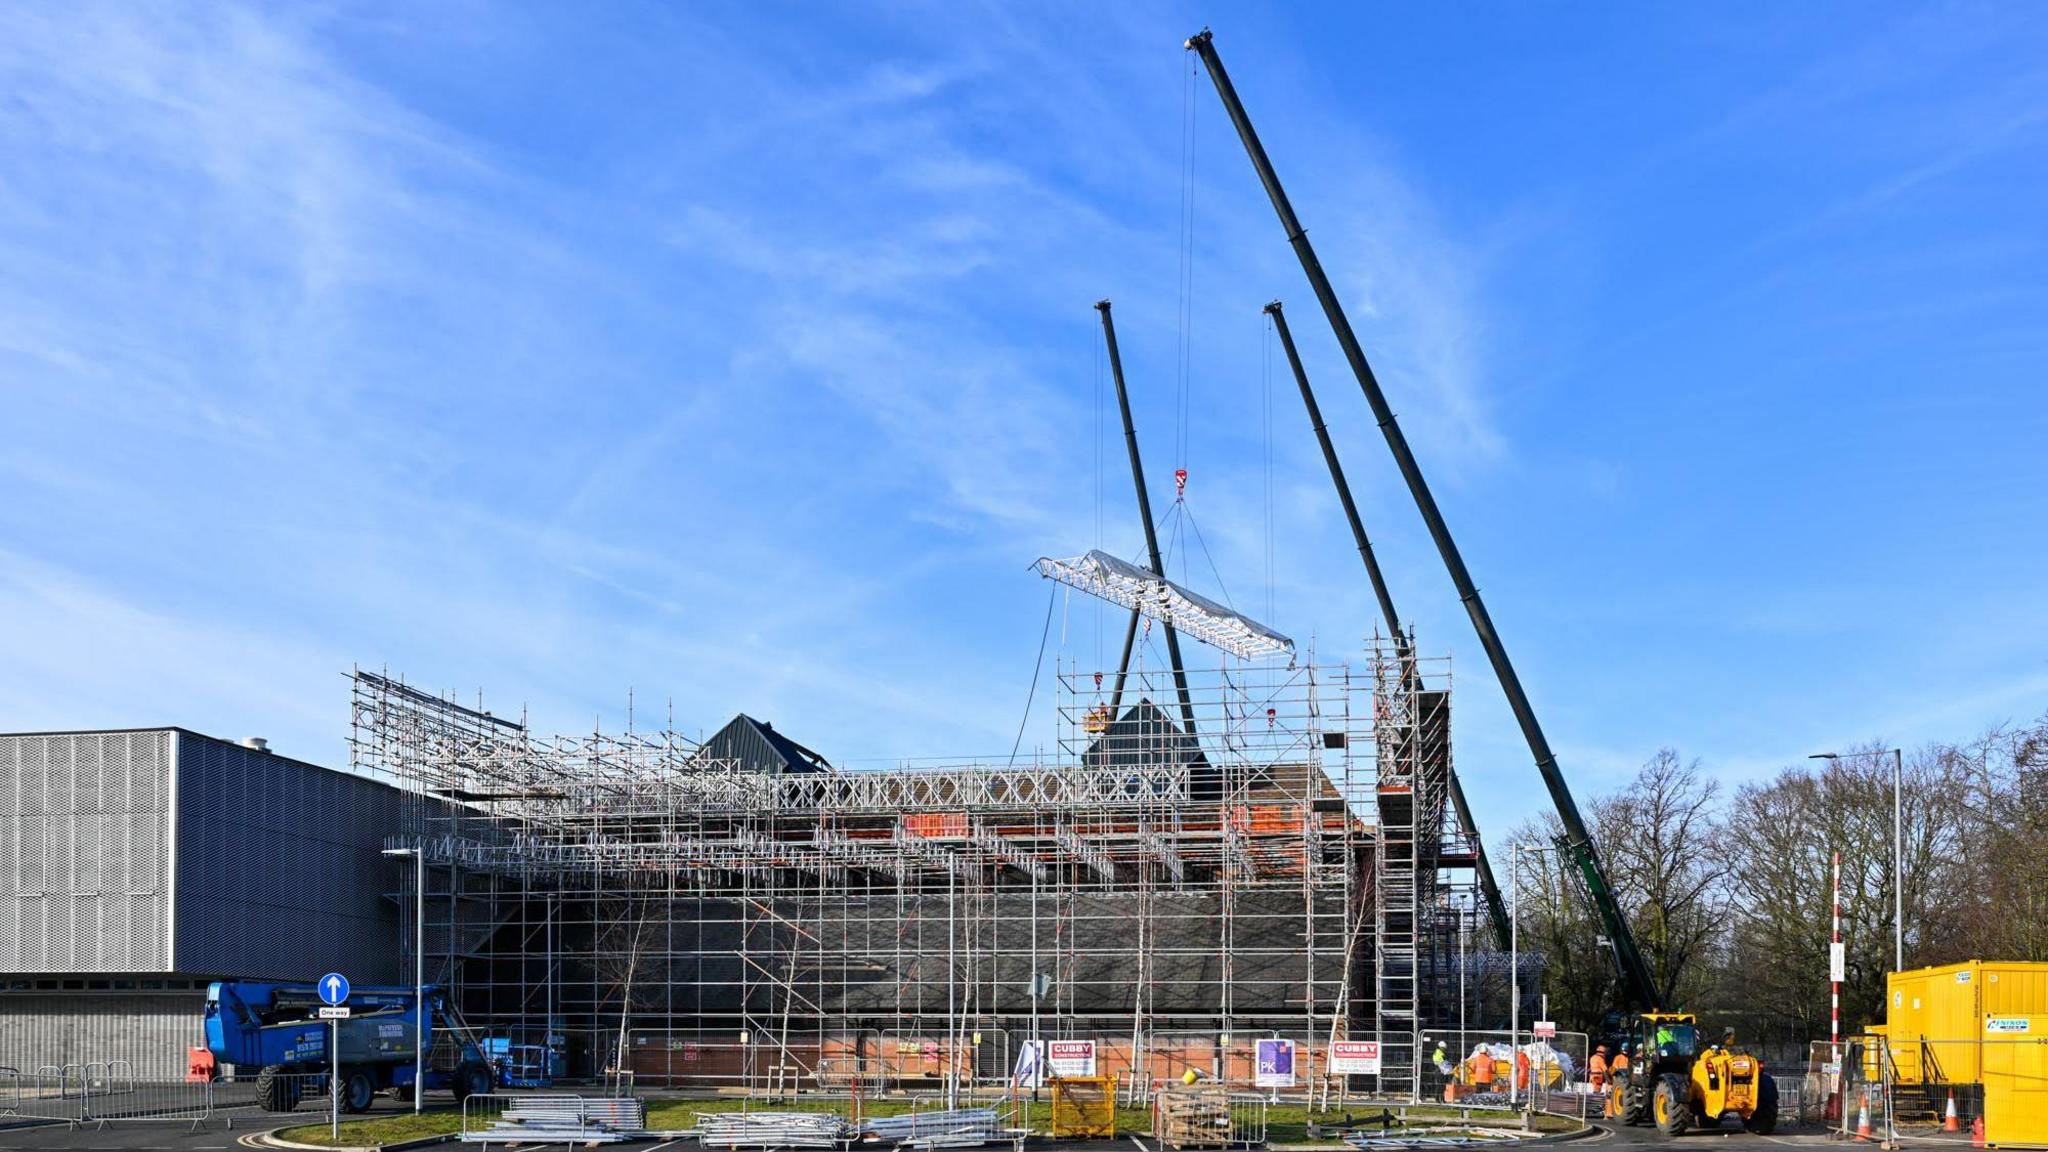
[3, 3, 2044, 838]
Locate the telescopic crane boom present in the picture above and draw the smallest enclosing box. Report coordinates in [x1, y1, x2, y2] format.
[1097, 300, 1199, 734]
[1265, 300, 1512, 951]
[1192, 29, 1659, 1011]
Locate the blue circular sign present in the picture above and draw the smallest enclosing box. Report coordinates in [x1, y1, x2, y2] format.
[318, 972, 351, 1006]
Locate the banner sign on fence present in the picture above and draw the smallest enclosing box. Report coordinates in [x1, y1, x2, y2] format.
[1255, 1038, 1296, 1088]
[1048, 1039, 1097, 1077]
[1533, 1021, 1557, 1039]
[1014, 1040, 1044, 1087]
[1329, 1040, 1381, 1075]
[1988, 1017, 2031, 1034]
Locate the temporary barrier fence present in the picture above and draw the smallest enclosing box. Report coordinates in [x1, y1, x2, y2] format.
[1814, 1032, 2048, 1148]
[621, 1028, 1015, 1098]
[1413, 1029, 1589, 1112]
[0, 1066, 339, 1129]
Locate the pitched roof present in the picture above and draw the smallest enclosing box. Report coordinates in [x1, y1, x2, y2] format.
[1082, 698, 1210, 772]
[697, 713, 833, 775]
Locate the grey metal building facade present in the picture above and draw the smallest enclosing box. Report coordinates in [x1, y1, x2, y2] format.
[0, 728, 407, 1076]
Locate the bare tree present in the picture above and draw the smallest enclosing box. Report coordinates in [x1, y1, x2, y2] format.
[1489, 710, 2048, 1050]
[1497, 749, 1728, 1031]
[1593, 749, 1729, 1009]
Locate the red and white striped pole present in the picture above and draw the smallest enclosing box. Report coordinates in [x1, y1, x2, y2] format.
[1832, 851, 1842, 1064]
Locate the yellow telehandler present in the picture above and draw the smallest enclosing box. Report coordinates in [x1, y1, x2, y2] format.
[1605, 1013, 1778, 1136]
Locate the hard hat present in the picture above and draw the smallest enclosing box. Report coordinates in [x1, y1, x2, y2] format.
[1182, 1068, 1200, 1085]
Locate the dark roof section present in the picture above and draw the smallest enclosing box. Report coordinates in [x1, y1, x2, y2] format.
[1082, 699, 1211, 773]
[697, 714, 833, 775]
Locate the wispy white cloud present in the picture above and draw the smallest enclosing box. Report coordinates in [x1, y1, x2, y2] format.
[13, 0, 2032, 838]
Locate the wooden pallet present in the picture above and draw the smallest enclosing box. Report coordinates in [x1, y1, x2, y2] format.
[1157, 1085, 1233, 1149]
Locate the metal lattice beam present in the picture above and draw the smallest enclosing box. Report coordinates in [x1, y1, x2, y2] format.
[1035, 550, 1294, 660]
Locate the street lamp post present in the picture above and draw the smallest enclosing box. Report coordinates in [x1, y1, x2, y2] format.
[1810, 750, 1905, 972]
[382, 845, 426, 1114]
[1892, 747, 1903, 974]
[1509, 844, 1556, 1114]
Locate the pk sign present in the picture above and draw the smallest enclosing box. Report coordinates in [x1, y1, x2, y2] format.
[1254, 1038, 1296, 1088]
[319, 972, 351, 1006]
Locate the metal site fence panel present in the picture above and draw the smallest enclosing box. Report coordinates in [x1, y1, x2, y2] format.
[0, 1066, 366, 1129]
[1134, 1030, 1591, 1110]
[1138, 1032, 1343, 1105]
[1412, 1029, 1590, 1112]
[1816, 1033, 2048, 1147]
[620, 1029, 1016, 1097]
[459, 1092, 511, 1141]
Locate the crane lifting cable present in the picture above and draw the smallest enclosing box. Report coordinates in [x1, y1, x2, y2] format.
[1035, 549, 1294, 662]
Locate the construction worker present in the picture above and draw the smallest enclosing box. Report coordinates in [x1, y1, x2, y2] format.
[1471, 1047, 1496, 1091]
[1432, 1040, 1451, 1076]
[1588, 1045, 1609, 1092]
[1515, 1049, 1531, 1094]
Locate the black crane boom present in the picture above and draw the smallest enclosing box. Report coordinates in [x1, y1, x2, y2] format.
[1097, 300, 1198, 735]
[1265, 300, 1512, 951]
[1192, 30, 1658, 1011]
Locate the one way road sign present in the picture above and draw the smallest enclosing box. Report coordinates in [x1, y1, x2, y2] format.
[319, 972, 350, 1006]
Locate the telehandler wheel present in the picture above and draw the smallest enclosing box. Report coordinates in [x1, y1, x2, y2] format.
[255, 1064, 301, 1112]
[1621, 1076, 1651, 1126]
[340, 1068, 376, 1113]
[1653, 1074, 1693, 1137]
[1745, 1075, 1779, 1135]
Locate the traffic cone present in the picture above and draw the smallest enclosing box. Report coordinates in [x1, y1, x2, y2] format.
[1972, 1115, 1986, 1148]
[1945, 1091, 1960, 1133]
[1856, 1094, 1873, 1141]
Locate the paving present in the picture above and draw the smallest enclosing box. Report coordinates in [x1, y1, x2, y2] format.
[0, 1113, 1889, 1152]
[0, 1115, 297, 1152]
[0, 1096, 412, 1152]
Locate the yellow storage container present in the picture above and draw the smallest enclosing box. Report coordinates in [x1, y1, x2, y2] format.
[1887, 961, 2048, 1086]
[1981, 1016, 2048, 1148]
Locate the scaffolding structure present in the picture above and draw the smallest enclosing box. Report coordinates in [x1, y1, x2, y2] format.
[348, 643, 1484, 1097]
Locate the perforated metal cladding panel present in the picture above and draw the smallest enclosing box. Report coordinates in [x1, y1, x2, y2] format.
[170, 734, 404, 982]
[0, 731, 173, 972]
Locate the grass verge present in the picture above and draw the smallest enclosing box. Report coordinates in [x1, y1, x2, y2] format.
[276, 1095, 1582, 1148]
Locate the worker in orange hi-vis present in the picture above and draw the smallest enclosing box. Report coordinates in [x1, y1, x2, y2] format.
[1471, 1048, 1497, 1090]
[1515, 1049, 1531, 1093]
[1588, 1045, 1609, 1092]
